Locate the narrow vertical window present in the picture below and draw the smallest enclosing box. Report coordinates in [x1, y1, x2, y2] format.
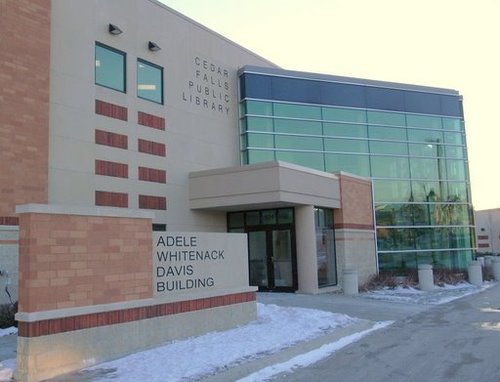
[137, 59, 163, 104]
[95, 42, 126, 92]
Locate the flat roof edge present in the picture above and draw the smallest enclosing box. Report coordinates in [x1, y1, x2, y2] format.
[239, 65, 460, 96]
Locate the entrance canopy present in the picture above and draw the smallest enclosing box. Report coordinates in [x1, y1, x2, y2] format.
[189, 161, 341, 211]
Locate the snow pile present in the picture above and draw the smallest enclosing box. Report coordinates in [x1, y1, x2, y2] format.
[83, 303, 359, 382]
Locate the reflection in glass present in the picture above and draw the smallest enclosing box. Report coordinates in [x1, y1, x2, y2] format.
[95, 43, 125, 92]
[315, 208, 337, 287]
[371, 156, 410, 178]
[137, 59, 163, 104]
[248, 231, 268, 287]
[273, 230, 293, 287]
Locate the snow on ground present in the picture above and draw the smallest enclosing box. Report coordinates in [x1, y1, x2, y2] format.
[0, 282, 494, 382]
[361, 281, 493, 305]
[82, 303, 360, 382]
[0, 327, 16, 338]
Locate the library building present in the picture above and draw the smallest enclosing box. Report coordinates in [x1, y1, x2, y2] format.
[0, 0, 475, 380]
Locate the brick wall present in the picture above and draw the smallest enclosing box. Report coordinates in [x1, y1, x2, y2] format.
[0, 0, 50, 217]
[18, 212, 153, 312]
[334, 173, 374, 230]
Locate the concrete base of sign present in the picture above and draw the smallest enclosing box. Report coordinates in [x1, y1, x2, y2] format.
[16, 301, 256, 382]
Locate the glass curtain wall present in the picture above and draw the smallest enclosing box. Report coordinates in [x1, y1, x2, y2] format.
[239, 72, 475, 271]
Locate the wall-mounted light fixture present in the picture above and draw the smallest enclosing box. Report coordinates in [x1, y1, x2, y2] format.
[108, 23, 123, 35]
[148, 41, 161, 52]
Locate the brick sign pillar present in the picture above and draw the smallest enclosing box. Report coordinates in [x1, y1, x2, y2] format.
[15, 204, 255, 382]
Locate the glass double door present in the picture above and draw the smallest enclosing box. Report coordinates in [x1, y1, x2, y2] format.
[248, 227, 297, 292]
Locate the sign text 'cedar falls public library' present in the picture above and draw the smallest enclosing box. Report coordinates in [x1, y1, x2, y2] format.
[153, 232, 249, 297]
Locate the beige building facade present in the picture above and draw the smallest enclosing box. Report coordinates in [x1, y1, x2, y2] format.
[1, 0, 378, 306]
[475, 208, 500, 255]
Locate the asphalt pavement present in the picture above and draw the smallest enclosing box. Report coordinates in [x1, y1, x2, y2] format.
[269, 283, 500, 382]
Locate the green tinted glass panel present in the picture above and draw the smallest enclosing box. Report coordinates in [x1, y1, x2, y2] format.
[324, 138, 368, 153]
[373, 180, 411, 203]
[371, 156, 410, 178]
[275, 135, 323, 150]
[245, 100, 273, 116]
[377, 228, 415, 251]
[228, 212, 244, 228]
[246, 117, 273, 132]
[261, 210, 277, 225]
[370, 141, 408, 155]
[322, 107, 366, 123]
[274, 119, 322, 135]
[445, 145, 465, 159]
[325, 153, 370, 176]
[378, 252, 417, 270]
[95, 43, 125, 92]
[247, 149, 275, 163]
[246, 133, 274, 148]
[275, 151, 324, 171]
[444, 132, 464, 145]
[409, 143, 443, 157]
[240, 118, 247, 134]
[369, 126, 407, 141]
[407, 129, 443, 143]
[410, 158, 444, 180]
[446, 160, 467, 181]
[246, 211, 260, 226]
[375, 203, 417, 226]
[442, 118, 462, 131]
[406, 114, 442, 129]
[137, 59, 163, 104]
[367, 111, 405, 126]
[411, 180, 447, 202]
[323, 122, 367, 138]
[278, 208, 294, 224]
[446, 182, 468, 202]
[273, 103, 321, 119]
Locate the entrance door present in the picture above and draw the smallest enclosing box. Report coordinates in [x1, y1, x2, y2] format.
[248, 228, 296, 291]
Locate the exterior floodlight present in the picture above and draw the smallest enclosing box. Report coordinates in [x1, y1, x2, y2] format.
[108, 23, 123, 35]
[148, 41, 161, 52]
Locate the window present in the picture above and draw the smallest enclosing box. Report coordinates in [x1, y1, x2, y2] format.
[137, 59, 163, 104]
[95, 42, 126, 92]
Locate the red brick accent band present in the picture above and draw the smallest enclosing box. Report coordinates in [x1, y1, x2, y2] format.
[95, 100, 128, 121]
[138, 167, 167, 184]
[138, 138, 166, 157]
[334, 223, 374, 230]
[0, 216, 19, 226]
[95, 191, 128, 208]
[478, 243, 490, 248]
[138, 111, 165, 130]
[477, 235, 489, 240]
[139, 195, 167, 210]
[95, 160, 128, 178]
[95, 130, 128, 149]
[18, 291, 256, 338]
